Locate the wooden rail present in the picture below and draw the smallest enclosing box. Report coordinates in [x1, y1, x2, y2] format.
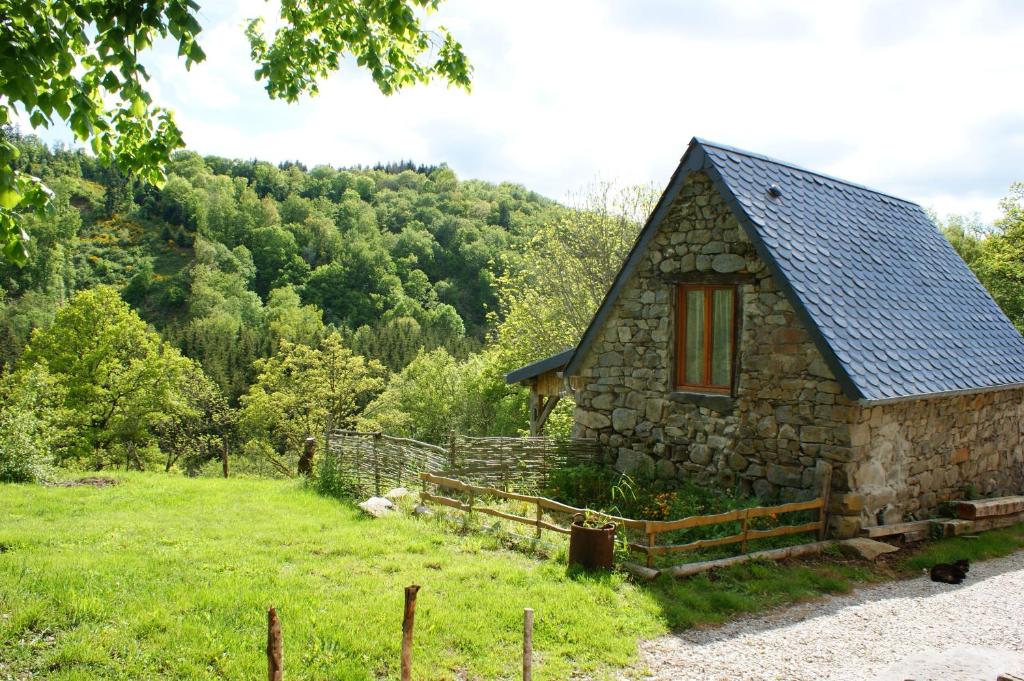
[631, 464, 832, 567]
[420, 473, 647, 536]
[420, 463, 833, 569]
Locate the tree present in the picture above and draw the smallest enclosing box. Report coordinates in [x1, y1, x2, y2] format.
[239, 333, 385, 471]
[0, 362, 68, 482]
[0, 0, 471, 263]
[21, 285, 191, 466]
[302, 242, 400, 327]
[493, 182, 658, 368]
[363, 347, 461, 442]
[363, 347, 529, 443]
[941, 185, 1024, 331]
[153, 361, 236, 475]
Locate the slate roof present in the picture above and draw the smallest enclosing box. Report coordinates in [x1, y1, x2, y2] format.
[505, 348, 574, 384]
[563, 138, 1024, 403]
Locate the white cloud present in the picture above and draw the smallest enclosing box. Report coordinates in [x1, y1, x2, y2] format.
[31, 0, 1024, 222]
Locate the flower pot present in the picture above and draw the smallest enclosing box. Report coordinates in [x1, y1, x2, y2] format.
[568, 515, 616, 571]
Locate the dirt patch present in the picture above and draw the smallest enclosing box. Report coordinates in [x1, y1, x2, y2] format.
[46, 476, 119, 488]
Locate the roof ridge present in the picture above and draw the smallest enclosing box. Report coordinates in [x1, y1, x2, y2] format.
[692, 137, 921, 208]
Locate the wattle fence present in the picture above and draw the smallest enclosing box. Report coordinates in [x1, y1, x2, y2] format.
[323, 430, 603, 496]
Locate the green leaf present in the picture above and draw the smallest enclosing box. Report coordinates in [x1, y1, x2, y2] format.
[0, 187, 23, 210]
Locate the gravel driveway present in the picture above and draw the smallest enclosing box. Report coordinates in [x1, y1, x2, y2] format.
[635, 551, 1024, 681]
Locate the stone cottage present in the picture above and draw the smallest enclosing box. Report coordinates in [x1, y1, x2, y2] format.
[508, 138, 1024, 536]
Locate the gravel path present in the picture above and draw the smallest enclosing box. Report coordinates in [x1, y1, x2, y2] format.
[635, 551, 1024, 681]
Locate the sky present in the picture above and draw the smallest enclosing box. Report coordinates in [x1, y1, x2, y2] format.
[31, 0, 1024, 223]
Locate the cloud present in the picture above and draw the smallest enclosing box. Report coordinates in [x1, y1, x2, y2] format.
[27, 0, 1024, 223]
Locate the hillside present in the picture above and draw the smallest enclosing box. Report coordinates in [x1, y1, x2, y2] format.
[0, 131, 559, 399]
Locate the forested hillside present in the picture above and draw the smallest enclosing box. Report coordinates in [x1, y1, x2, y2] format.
[1, 126, 635, 479]
[0, 129, 558, 383]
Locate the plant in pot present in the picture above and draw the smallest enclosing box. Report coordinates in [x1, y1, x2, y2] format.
[568, 511, 617, 571]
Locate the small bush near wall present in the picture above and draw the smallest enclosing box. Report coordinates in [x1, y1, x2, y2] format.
[544, 464, 762, 521]
[313, 449, 360, 500]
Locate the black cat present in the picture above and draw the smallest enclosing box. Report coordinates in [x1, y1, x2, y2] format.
[929, 558, 969, 584]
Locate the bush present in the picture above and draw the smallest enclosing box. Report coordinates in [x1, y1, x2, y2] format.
[545, 464, 760, 521]
[545, 464, 622, 509]
[0, 364, 66, 483]
[313, 449, 358, 500]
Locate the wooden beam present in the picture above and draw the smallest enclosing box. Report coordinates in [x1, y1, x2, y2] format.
[535, 395, 560, 436]
[957, 496, 1024, 520]
[528, 390, 540, 437]
[861, 519, 935, 539]
[621, 562, 661, 581]
[666, 541, 835, 579]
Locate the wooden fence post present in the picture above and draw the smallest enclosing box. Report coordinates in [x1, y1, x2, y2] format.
[373, 433, 382, 497]
[267, 607, 282, 681]
[298, 437, 316, 477]
[534, 503, 543, 540]
[401, 585, 420, 681]
[222, 442, 229, 478]
[817, 461, 833, 540]
[523, 608, 534, 681]
[645, 521, 656, 569]
[447, 431, 458, 476]
[740, 508, 751, 554]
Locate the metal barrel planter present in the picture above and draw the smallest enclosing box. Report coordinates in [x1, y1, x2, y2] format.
[568, 514, 616, 571]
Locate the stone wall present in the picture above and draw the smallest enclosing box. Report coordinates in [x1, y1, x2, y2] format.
[836, 389, 1024, 533]
[572, 171, 855, 503]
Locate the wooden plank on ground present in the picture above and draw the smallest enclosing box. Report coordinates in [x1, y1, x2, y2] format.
[665, 541, 835, 579]
[970, 510, 1024, 532]
[861, 520, 935, 539]
[621, 562, 661, 580]
[956, 496, 1024, 520]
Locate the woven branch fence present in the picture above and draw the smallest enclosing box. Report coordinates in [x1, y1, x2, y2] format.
[324, 430, 603, 496]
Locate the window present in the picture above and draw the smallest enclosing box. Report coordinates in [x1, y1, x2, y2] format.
[676, 284, 736, 392]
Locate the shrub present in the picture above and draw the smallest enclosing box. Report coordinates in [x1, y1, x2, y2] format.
[544, 464, 622, 510]
[546, 464, 761, 522]
[313, 449, 358, 500]
[0, 364, 66, 483]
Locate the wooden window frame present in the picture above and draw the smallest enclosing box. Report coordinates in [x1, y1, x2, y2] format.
[675, 284, 737, 394]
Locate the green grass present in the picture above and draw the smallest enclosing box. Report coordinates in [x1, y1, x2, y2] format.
[902, 523, 1024, 572]
[1, 474, 1020, 680]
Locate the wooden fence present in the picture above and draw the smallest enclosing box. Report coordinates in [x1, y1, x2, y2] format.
[631, 496, 827, 567]
[419, 471, 648, 537]
[420, 463, 832, 569]
[265, 587, 539, 680]
[324, 430, 602, 496]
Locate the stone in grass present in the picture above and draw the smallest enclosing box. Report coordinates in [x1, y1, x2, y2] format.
[838, 537, 900, 560]
[358, 496, 395, 518]
[413, 504, 434, 517]
[384, 487, 411, 500]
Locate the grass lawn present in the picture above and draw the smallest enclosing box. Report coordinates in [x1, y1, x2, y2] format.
[2, 474, 1023, 680]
